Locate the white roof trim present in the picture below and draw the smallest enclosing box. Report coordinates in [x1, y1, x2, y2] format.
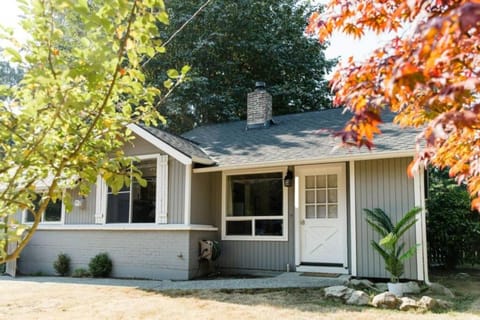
[192, 150, 416, 173]
[128, 124, 192, 165]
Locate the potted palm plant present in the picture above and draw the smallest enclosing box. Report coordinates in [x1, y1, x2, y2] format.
[364, 207, 421, 296]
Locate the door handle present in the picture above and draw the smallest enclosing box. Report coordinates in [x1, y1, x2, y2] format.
[300, 220, 305, 225]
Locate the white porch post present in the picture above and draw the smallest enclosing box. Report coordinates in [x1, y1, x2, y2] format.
[349, 161, 357, 276]
[184, 164, 192, 225]
[294, 174, 300, 266]
[414, 166, 427, 281]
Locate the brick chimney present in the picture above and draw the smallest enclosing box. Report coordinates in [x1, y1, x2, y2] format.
[246, 81, 272, 130]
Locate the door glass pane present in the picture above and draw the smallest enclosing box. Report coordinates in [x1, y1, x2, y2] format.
[328, 205, 338, 218]
[316, 175, 326, 188]
[306, 205, 315, 219]
[328, 174, 337, 188]
[317, 205, 326, 218]
[317, 190, 326, 203]
[306, 190, 315, 203]
[328, 189, 337, 203]
[305, 176, 315, 189]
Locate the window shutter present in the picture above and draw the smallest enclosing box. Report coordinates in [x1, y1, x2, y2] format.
[156, 155, 168, 224]
[95, 176, 107, 224]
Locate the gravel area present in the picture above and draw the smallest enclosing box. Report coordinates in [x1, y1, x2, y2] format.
[1, 272, 349, 291]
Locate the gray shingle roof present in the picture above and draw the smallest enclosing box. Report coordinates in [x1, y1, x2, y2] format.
[182, 108, 420, 169]
[140, 125, 214, 164]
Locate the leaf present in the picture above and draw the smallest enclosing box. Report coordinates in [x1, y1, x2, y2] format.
[163, 79, 173, 89]
[167, 69, 179, 79]
[181, 65, 191, 75]
[4, 47, 22, 63]
[158, 11, 169, 25]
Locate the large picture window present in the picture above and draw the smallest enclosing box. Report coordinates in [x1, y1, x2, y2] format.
[103, 155, 168, 224]
[223, 169, 287, 240]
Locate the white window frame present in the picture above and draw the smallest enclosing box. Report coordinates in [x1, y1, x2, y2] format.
[96, 153, 168, 225]
[221, 167, 288, 241]
[23, 191, 65, 225]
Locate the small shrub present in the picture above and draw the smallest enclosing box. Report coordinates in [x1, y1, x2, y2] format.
[53, 253, 71, 276]
[72, 268, 90, 278]
[88, 253, 113, 278]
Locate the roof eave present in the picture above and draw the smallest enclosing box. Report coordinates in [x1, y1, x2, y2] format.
[192, 149, 416, 173]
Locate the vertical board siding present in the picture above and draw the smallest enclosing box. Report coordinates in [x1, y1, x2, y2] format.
[168, 158, 185, 224]
[210, 169, 294, 272]
[65, 187, 96, 224]
[355, 157, 417, 279]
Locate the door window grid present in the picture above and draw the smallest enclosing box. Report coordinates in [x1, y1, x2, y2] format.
[305, 174, 338, 219]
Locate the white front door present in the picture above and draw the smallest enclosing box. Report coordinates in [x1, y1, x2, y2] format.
[297, 164, 348, 273]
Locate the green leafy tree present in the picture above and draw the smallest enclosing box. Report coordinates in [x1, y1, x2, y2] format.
[0, 0, 188, 264]
[144, 0, 335, 133]
[0, 60, 23, 87]
[427, 168, 480, 270]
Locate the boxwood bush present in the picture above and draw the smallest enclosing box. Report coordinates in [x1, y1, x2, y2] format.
[88, 253, 113, 277]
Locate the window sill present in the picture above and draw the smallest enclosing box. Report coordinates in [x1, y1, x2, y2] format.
[36, 224, 219, 232]
[222, 235, 288, 241]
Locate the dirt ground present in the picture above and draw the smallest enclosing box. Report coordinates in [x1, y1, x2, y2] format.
[1, 272, 479, 320]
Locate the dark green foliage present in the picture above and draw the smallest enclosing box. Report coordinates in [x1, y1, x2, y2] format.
[53, 253, 71, 276]
[0, 60, 23, 86]
[88, 253, 113, 278]
[364, 207, 421, 282]
[427, 168, 480, 269]
[145, 0, 335, 133]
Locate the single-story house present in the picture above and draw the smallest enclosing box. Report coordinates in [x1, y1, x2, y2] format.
[16, 83, 428, 281]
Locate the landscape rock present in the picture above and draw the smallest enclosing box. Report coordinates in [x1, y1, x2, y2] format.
[348, 279, 375, 290]
[417, 296, 437, 310]
[399, 297, 419, 311]
[428, 283, 455, 298]
[324, 286, 354, 300]
[403, 281, 421, 294]
[374, 282, 388, 292]
[371, 292, 401, 309]
[345, 290, 370, 306]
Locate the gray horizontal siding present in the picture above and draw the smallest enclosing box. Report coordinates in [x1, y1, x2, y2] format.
[355, 157, 417, 279]
[18, 230, 193, 280]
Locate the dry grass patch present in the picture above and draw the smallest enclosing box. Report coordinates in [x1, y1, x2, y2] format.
[1, 273, 480, 320]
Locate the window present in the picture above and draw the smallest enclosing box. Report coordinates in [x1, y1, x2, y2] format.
[24, 195, 63, 223]
[223, 169, 287, 240]
[103, 154, 168, 224]
[304, 174, 338, 219]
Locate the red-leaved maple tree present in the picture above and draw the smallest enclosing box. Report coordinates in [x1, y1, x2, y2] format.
[307, 0, 480, 210]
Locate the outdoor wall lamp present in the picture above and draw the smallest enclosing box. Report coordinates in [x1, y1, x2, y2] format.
[284, 170, 293, 188]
